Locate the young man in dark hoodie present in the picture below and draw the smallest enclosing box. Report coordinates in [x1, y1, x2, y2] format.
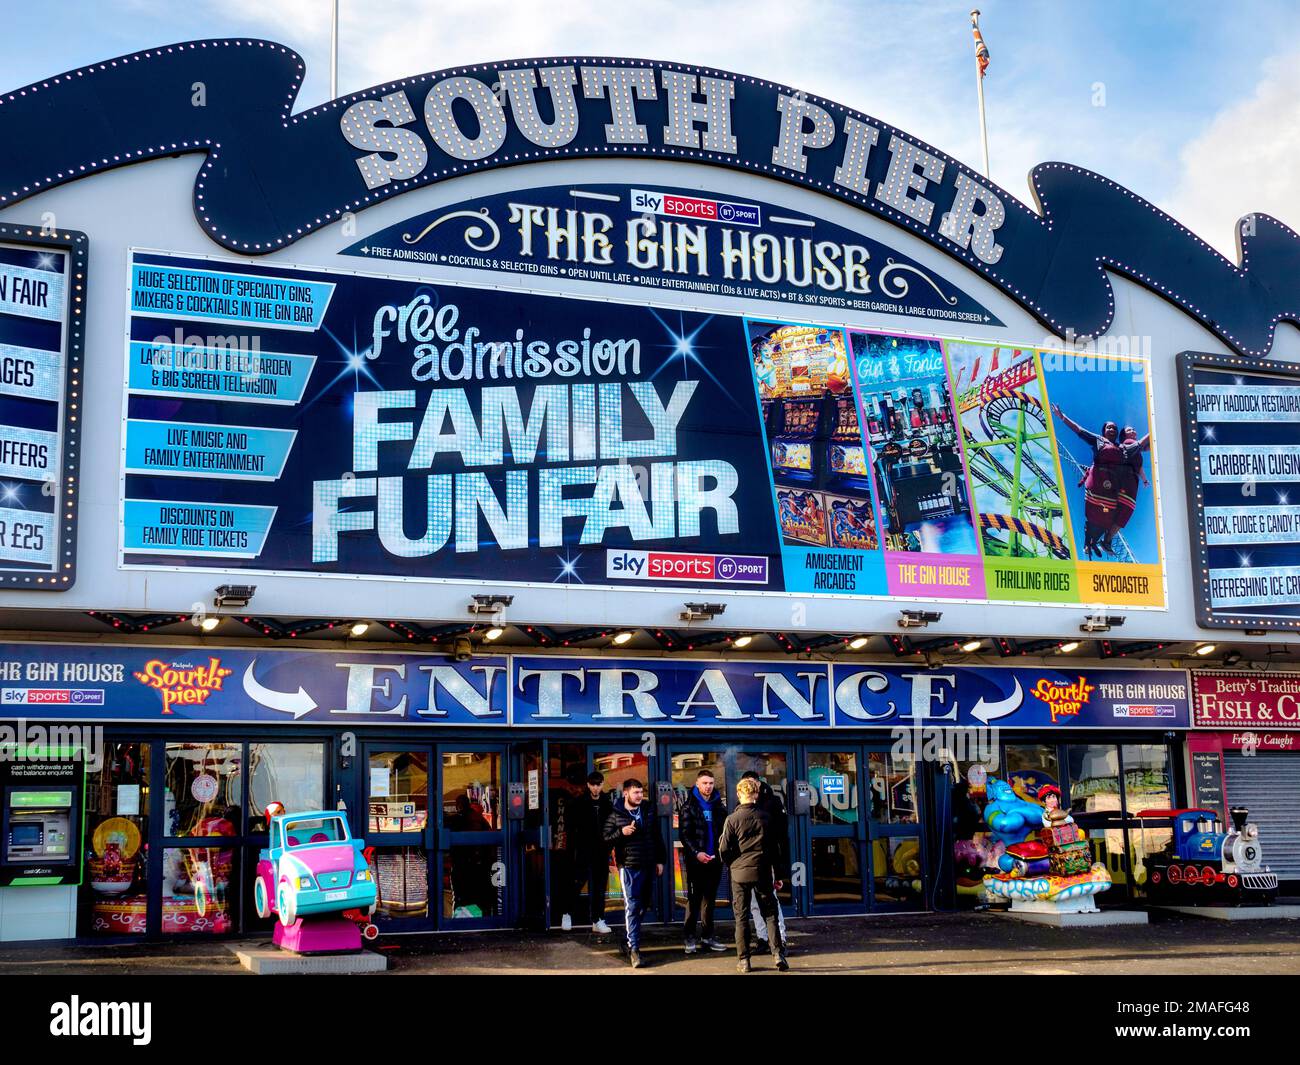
[678, 768, 728, 954]
[560, 770, 613, 934]
[602, 777, 666, 969]
[718, 776, 788, 973]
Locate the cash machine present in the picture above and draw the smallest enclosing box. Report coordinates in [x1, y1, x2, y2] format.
[0, 748, 86, 887]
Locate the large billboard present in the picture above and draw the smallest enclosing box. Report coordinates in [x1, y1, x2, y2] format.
[1180, 350, 1300, 629]
[120, 250, 1165, 608]
[0, 224, 86, 589]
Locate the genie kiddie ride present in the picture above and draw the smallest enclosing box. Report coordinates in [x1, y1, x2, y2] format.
[980, 780, 1111, 914]
[254, 803, 379, 953]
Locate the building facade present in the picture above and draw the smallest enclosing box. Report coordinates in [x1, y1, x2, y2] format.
[0, 41, 1296, 941]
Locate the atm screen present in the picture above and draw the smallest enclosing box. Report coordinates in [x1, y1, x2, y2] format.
[10, 824, 41, 846]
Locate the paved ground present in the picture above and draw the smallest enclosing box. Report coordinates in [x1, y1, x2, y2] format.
[2, 909, 1299, 975]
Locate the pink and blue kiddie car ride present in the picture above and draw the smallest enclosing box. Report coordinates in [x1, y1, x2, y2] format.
[254, 811, 377, 927]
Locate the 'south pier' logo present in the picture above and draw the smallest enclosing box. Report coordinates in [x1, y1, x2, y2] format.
[1030, 676, 1096, 723]
[133, 657, 234, 714]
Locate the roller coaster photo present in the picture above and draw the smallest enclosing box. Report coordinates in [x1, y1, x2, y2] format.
[951, 346, 1139, 567]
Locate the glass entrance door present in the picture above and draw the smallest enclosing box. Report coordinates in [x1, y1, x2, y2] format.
[666, 746, 793, 921]
[366, 746, 434, 929]
[544, 744, 653, 929]
[437, 747, 507, 927]
[866, 748, 926, 910]
[807, 750, 865, 912]
[806, 745, 927, 912]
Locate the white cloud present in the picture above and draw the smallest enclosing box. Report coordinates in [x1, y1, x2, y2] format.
[1162, 48, 1300, 258]
[212, 0, 1049, 198]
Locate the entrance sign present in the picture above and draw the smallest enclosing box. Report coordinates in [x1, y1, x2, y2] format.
[0, 644, 1190, 728]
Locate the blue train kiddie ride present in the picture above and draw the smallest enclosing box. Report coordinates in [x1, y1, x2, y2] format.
[254, 803, 379, 953]
[1137, 806, 1278, 906]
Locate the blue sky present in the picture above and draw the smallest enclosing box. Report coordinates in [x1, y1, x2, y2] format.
[3, 0, 1296, 254]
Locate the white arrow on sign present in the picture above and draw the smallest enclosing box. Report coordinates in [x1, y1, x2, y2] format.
[970, 676, 1023, 724]
[242, 660, 317, 720]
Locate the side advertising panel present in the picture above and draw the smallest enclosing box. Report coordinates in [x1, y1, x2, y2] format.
[0, 224, 87, 588]
[1180, 350, 1300, 628]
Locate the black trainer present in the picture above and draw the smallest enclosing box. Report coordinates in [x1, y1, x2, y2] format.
[774, 953, 789, 972]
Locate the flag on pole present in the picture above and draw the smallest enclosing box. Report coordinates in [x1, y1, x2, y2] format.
[971, 12, 990, 77]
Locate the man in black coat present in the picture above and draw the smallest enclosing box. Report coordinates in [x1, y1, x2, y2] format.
[677, 768, 727, 954]
[561, 771, 613, 934]
[602, 778, 666, 968]
[742, 770, 790, 949]
[717, 776, 788, 973]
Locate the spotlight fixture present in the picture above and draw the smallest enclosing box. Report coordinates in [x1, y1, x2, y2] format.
[1222, 650, 1243, 667]
[199, 616, 220, 633]
[680, 602, 726, 622]
[1080, 614, 1124, 634]
[847, 636, 870, 650]
[732, 634, 754, 648]
[483, 626, 504, 641]
[214, 584, 256, 609]
[349, 621, 371, 637]
[1057, 640, 1080, 653]
[450, 636, 474, 662]
[469, 593, 514, 615]
[1194, 643, 1216, 656]
[612, 631, 634, 645]
[899, 610, 942, 629]
[960, 639, 982, 653]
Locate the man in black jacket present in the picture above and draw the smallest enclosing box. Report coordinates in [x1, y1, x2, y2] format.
[718, 776, 788, 973]
[602, 778, 666, 968]
[561, 771, 613, 934]
[677, 768, 728, 954]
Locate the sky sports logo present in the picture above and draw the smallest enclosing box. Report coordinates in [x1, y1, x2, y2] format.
[607, 549, 768, 584]
[1, 688, 105, 706]
[630, 188, 762, 226]
[1112, 704, 1177, 718]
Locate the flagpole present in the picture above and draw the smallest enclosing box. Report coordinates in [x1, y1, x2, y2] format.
[330, 0, 340, 99]
[971, 9, 991, 179]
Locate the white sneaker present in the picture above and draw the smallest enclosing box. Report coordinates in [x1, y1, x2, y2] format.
[593, 919, 612, 934]
[560, 913, 572, 931]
